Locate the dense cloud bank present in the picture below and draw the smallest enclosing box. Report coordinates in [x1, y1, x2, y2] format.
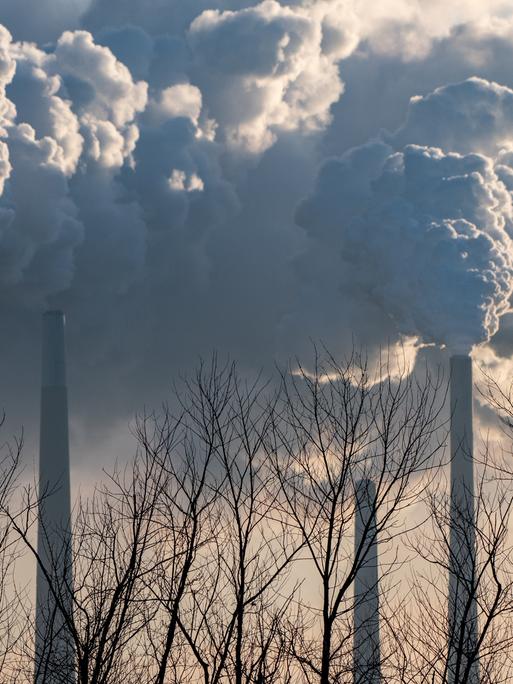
[0, 0, 513, 452]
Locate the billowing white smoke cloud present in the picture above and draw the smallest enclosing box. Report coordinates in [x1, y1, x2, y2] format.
[3, 124, 83, 300]
[0, 0, 354, 333]
[187, 1, 350, 153]
[0, 0, 350, 315]
[351, 0, 513, 61]
[148, 84, 203, 128]
[0, 28, 83, 304]
[8, 41, 83, 176]
[295, 78, 513, 354]
[0, 26, 15, 120]
[0, 26, 149, 308]
[79, 0, 513, 64]
[395, 77, 513, 156]
[53, 31, 147, 168]
[1, 0, 513, 445]
[0, 26, 15, 187]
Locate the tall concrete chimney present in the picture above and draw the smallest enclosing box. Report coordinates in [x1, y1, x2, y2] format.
[35, 311, 74, 683]
[353, 478, 380, 684]
[448, 355, 479, 684]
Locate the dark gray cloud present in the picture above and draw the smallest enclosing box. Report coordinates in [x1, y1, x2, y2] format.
[0, 0, 89, 42]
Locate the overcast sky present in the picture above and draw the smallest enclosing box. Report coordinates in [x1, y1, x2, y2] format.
[1, 0, 513, 472]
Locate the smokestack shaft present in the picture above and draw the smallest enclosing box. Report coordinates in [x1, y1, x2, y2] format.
[448, 355, 479, 684]
[353, 479, 380, 684]
[35, 311, 74, 683]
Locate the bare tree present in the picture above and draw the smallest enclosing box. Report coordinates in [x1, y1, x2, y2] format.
[7, 447, 166, 684]
[0, 419, 25, 680]
[134, 396, 219, 684]
[394, 449, 513, 684]
[8, 351, 499, 684]
[145, 359, 302, 684]
[382, 362, 513, 684]
[264, 349, 447, 684]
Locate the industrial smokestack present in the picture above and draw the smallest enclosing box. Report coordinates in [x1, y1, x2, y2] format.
[353, 478, 380, 684]
[35, 311, 74, 683]
[448, 355, 479, 684]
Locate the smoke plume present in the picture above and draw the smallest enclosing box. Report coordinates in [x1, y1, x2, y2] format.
[296, 134, 513, 353]
[0, 1, 511, 455]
